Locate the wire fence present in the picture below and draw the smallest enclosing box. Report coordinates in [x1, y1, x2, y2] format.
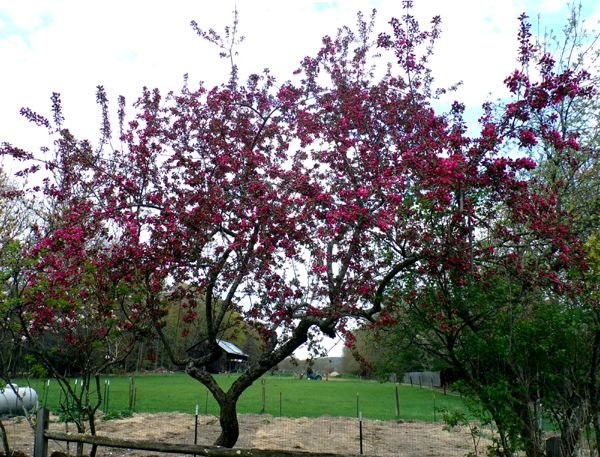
[402, 372, 441, 388]
[3, 410, 488, 457]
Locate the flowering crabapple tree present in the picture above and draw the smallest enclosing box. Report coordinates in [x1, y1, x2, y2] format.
[1, 92, 159, 457]
[381, 11, 596, 457]
[1, 5, 588, 449]
[492, 12, 598, 456]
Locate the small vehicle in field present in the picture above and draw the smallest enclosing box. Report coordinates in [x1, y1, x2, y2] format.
[306, 368, 322, 380]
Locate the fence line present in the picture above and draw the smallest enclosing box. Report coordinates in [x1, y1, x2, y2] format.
[402, 371, 440, 388]
[33, 408, 366, 457]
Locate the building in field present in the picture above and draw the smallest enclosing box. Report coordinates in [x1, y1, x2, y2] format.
[187, 339, 249, 373]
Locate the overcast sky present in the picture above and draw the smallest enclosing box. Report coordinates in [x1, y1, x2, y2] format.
[2, 1, 598, 147]
[1, 0, 598, 357]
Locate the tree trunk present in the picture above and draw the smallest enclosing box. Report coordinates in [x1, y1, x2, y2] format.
[215, 397, 239, 448]
[75, 422, 85, 457]
[593, 408, 600, 457]
[559, 426, 580, 457]
[518, 401, 545, 457]
[136, 342, 145, 373]
[88, 410, 98, 457]
[184, 320, 315, 448]
[186, 364, 242, 448]
[590, 326, 600, 457]
[0, 419, 11, 457]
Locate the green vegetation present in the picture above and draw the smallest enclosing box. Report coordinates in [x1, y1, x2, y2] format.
[22, 373, 465, 421]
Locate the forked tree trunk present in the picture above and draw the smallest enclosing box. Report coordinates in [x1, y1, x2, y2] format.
[215, 398, 239, 448]
[186, 364, 244, 448]
[184, 321, 317, 448]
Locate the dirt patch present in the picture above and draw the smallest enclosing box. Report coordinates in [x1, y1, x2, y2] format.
[2, 412, 490, 457]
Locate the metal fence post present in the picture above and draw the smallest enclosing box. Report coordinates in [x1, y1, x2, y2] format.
[358, 412, 363, 455]
[34, 407, 50, 457]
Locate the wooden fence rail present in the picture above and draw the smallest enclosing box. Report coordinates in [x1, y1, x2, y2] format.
[33, 408, 364, 457]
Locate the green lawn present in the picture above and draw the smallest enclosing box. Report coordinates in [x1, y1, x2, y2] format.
[20, 373, 465, 421]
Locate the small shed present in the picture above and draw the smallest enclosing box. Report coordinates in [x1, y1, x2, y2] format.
[187, 339, 249, 373]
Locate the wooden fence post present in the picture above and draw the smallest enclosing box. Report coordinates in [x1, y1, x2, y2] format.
[33, 407, 49, 457]
[394, 384, 400, 418]
[260, 379, 266, 414]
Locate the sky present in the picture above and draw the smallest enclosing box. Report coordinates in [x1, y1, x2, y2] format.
[1, 0, 598, 358]
[1, 0, 598, 149]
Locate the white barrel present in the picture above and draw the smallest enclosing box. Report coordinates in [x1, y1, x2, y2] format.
[0, 384, 38, 416]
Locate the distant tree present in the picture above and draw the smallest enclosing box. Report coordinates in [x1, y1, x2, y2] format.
[275, 356, 302, 375]
[348, 324, 436, 380]
[339, 346, 361, 376]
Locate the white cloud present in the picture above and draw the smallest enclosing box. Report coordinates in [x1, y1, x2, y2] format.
[0, 0, 589, 161]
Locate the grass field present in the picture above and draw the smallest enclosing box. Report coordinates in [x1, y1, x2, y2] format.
[20, 373, 465, 421]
